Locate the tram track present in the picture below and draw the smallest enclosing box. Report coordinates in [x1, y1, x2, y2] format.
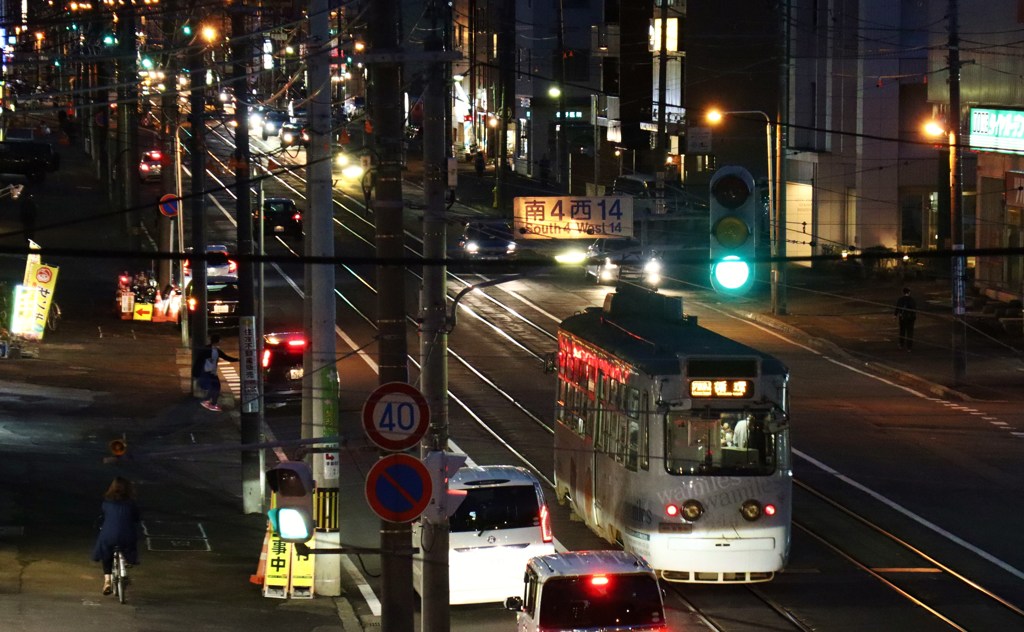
[189, 125, 1024, 631]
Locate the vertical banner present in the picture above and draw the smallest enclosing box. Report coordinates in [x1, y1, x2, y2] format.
[262, 536, 290, 598]
[239, 316, 260, 413]
[12, 263, 59, 340]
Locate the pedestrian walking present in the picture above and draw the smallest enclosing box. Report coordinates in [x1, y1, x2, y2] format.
[91, 476, 141, 596]
[474, 150, 485, 177]
[894, 287, 917, 350]
[191, 334, 238, 411]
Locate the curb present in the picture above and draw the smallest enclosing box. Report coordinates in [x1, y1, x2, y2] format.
[738, 309, 974, 402]
[334, 597, 365, 631]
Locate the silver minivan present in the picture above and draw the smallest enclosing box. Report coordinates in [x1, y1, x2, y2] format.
[412, 465, 555, 605]
[506, 551, 667, 631]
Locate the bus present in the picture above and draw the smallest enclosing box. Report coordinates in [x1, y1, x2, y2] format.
[554, 284, 791, 583]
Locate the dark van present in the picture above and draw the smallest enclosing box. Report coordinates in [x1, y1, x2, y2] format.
[0, 141, 58, 181]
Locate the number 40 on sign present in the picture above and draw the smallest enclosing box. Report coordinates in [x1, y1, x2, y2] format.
[361, 382, 430, 451]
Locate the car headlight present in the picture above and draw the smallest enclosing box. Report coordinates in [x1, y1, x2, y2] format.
[249, 114, 263, 128]
[341, 164, 364, 180]
[506, 242, 516, 254]
[555, 249, 587, 265]
[465, 241, 480, 254]
[335, 153, 350, 167]
[644, 258, 662, 274]
[282, 131, 294, 142]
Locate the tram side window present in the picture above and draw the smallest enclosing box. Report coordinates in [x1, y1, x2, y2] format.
[626, 387, 640, 418]
[640, 393, 649, 471]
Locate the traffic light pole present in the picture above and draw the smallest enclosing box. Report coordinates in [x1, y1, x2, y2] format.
[305, 0, 342, 596]
[188, 47, 208, 373]
[369, 0, 414, 624]
[419, 0, 451, 628]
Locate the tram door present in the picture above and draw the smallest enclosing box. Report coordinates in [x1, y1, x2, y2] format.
[589, 367, 604, 531]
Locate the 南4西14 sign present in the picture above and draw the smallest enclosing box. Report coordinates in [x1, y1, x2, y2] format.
[513, 196, 634, 239]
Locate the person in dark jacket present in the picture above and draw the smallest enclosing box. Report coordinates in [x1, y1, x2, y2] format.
[191, 334, 238, 412]
[894, 287, 917, 350]
[91, 476, 141, 595]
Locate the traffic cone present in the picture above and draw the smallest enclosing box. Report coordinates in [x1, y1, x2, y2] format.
[249, 528, 270, 586]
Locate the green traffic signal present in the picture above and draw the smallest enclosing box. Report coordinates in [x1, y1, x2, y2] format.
[102, 34, 116, 46]
[266, 462, 315, 544]
[709, 166, 757, 295]
[182, 25, 193, 36]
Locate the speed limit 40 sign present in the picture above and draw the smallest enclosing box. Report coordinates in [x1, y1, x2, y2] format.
[362, 382, 430, 451]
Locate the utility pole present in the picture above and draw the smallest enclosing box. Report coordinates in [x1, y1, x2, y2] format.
[419, 0, 450, 627]
[495, 0, 515, 206]
[948, 0, 967, 384]
[772, 0, 789, 316]
[118, 4, 139, 246]
[368, 0, 413, 626]
[655, 0, 668, 168]
[232, 3, 264, 517]
[305, 0, 342, 596]
[189, 45, 208, 369]
[158, 0, 179, 288]
[554, 0, 567, 191]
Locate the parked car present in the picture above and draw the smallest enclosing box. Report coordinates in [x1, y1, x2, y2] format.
[255, 197, 303, 238]
[262, 331, 306, 405]
[412, 465, 555, 605]
[0, 141, 56, 181]
[184, 278, 239, 329]
[138, 149, 163, 182]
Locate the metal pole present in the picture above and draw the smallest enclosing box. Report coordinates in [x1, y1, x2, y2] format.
[369, 0, 413, 623]
[307, 0, 342, 596]
[158, 0, 179, 289]
[176, 129, 188, 348]
[232, 4, 264, 516]
[420, 0, 450, 628]
[948, 0, 966, 383]
[765, 115, 779, 314]
[774, 0, 789, 315]
[189, 47, 209, 370]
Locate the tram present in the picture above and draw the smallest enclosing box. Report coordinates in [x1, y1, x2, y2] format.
[554, 284, 791, 583]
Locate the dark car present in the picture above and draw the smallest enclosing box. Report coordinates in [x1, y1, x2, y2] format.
[457, 220, 517, 260]
[261, 111, 290, 140]
[262, 331, 306, 404]
[0, 141, 57, 181]
[185, 278, 239, 329]
[255, 197, 303, 237]
[279, 122, 309, 148]
[583, 238, 663, 287]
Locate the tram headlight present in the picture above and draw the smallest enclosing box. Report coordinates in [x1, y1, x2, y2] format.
[740, 499, 762, 521]
[681, 499, 704, 522]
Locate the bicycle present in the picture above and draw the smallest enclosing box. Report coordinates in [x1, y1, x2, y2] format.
[111, 546, 129, 604]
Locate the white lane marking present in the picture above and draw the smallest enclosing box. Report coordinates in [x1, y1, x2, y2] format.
[796, 448, 1024, 581]
[340, 554, 381, 617]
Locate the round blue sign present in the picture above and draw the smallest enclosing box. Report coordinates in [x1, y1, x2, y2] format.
[364, 454, 432, 523]
[159, 194, 180, 218]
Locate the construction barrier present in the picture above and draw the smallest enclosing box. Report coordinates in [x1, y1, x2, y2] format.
[258, 491, 316, 599]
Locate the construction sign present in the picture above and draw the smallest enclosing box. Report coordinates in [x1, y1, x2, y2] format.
[132, 303, 154, 321]
[254, 492, 316, 599]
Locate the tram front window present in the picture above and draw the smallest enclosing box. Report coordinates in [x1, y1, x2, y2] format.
[665, 412, 776, 475]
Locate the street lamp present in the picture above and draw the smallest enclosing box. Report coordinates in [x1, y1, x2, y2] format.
[706, 108, 784, 314]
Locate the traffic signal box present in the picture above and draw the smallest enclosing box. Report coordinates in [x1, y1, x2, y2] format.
[266, 462, 316, 544]
[709, 166, 757, 295]
[421, 451, 469, 523]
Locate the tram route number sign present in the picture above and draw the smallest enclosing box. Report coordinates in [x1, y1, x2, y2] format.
[361, 382, 431, 451]
[513, 196, 634, 239]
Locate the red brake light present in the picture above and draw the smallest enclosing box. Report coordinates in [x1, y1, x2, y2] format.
[292, 212, 302, 221]
[261, 349, 271, 368]
[119, 275, 129, 284]
[764, 503, 777, 517]
[539, 504, 553, 543]
[589, 575, 610, 586]
[286, 339, 306, 347]
[228, 259, 238, 274]
[151, 151, 161, 160]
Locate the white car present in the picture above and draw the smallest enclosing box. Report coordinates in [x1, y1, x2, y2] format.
[183, 244, 238, 283]
[412, 465, 555, 605]
[138, 150, 163, 182]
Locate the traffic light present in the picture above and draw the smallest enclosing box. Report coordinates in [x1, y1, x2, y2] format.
[266, 462, 315, 543]
[421, 451, 468, 523]
[709, 166, 757, 294]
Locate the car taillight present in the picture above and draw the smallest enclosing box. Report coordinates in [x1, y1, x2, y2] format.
[228, 259, 238, 274]
[187, 297, 197, 312]
[539, 504, 553, 543]
[119, 275, 130, 285]
[287, 339, 306, 347]
[589, 575, 610, 586]
[292, 212, 302, 221]
[262, 349, 271, 368]
[150, 151, 161, 160]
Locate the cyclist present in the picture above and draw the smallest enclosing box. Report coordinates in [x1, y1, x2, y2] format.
[91, 476, 141, 595]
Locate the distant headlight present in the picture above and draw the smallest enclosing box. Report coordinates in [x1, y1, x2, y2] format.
[282, 131, 295, 143]
[555, 249, 587, 265]
[506, 242, 517, 254]
[465, 241, 480, 254]
[249, 113, 263, 128]
[335, 153, 350, 167]
[340, 164, 364, 180]
[644, 258, 662, 274]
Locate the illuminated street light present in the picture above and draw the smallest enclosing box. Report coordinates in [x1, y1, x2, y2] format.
[548, 86, 561, 99]
[200, 25, 218, 44]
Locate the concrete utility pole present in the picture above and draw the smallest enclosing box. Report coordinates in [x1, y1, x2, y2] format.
[948, 0, 967, 384]
[232, 4, 264, 517]
[118, 4, 139, 243]
[368, 0, 413, 626]
[305, 0, 342, 596]
[419, 0, 450, 627]
[554, 0, 567, 192]
[772, 0, 789, 316]
[158, 0, 179, 288]
[189, 46, 208, 368]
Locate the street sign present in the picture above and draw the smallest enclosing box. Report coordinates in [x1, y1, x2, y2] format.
[364, 454, 432, 523]
[159, 194, 180, 218]
[361, 382, 430, 451]
[513, 196, 634, 239]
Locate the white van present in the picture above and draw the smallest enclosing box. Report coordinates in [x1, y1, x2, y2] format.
[505, 551, 667, 631]
[412, 465, 555, 605]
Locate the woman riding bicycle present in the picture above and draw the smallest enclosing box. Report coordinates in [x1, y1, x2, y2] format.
[91, 476, 141, 595]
